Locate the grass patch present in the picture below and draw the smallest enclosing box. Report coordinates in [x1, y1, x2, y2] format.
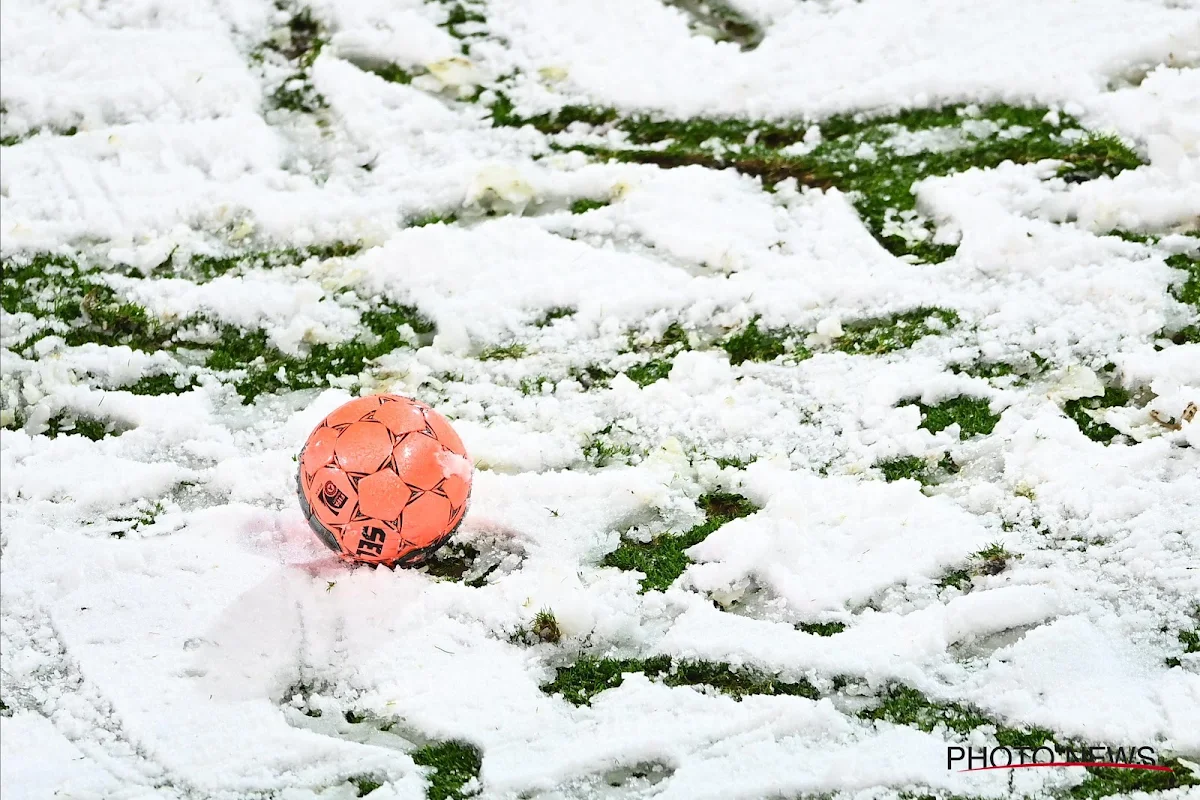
[862, 685, 991, 736]
[512, 609, 563, 645]
[835, 308, 959, 355]
[1063, 386, 1131, 444]
[184, 243, 361, 281]
[531, 609, 561, 643]
[582, 423, 632, 467]
[410, 212, 459, 228]
[720, 308, 957, 365]
[623, 359, 673, 387]
[260, 6, 328, 113]
[119, 372, 196, 396]
[477, 343, 526, 361]
[203, 302, 433, 401]
[937, 543, 1022, 590]
[910, 396, 1000, 438]
[863, 685, 1196, 795]
[541, 655, 817, 705]
[569, 198, 610, 214]
[361, 62, 415, 84]
[569, 365, 616, 390]
[534, 306, 574, 327]
[1, 253, 173, 351]
[0, 124, 79, 147]
[489, 97, 619, 133]
[620, 322, 691, 385]
[1067, 759, 1198, 798]
[877, 456, 932, 483]
[798, 621, 846, 636]
[2, 252, 435, 403]
[602, 492, 756, 591]
[411, 741, 482, 800]
[876, 453, 959, 486]
[1167, 252, 1200, 307]
[349, 776, 383, 796]
[518, 104, 1142, 262]
[950, 360, 1029, 380]
[1165, 611, 1199, 668]
[518, 375, 552, 395]
[42, 414, 113, 441]
[721, 316, 795, 364]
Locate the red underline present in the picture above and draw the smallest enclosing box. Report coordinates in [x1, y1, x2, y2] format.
[962, 762, 1172, 773]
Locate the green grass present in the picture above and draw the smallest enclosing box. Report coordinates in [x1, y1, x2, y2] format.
[1166, 610, 1199, 668]
[349, 776, 383, 796]
[184, 243, 361, 281]
[877, 456, 933, 483]
[876, 452, 960, 486]
[950, 360, 1026, 380]
[620, 322, 692, 384]
[511, 609, 563, 645]
[411, 741, 482, 800]
[1165, 251, 1200, 343]
[477, 343, 526, 361]
[202, 302, 433, 401]
[43, 413, 113, 441]
[623, 360, 674, 386]
[119, 373, 196, 396]
[1063, 386, 1131, 444]
[2, 253, 168, 351]
[912, 396, 1000, 438]
[721, 316, 796, 364]
[0, 124, 79, 147]
[410, 212, 459, 228]
[1067, 759, 1198, 798]
[835, 308, 960, 355]
[534, 306, 574, 327]
[798, 621, 846, 636]
[864, 686, 1197, 795]
[1, 252, 435, 408]
[504, 104, 1142, 262]
[436, 0, 489, 54]
[361, 62, 415, 84]
[541, 655, 817, 705]
[937, 543, 1022, 590]
[602, 492, 756, 591]
[569, 365, 616, 390]
[862, 685, 991, 736]
[582, 423, 632, 467]
[569, 198, 610, 214]
[1167, 252, 1200, 307]
[531, 609, 561, 643]
[719, 308, 958, 365]
[108, 501, 165, 539]
[260, 7, 329, 113]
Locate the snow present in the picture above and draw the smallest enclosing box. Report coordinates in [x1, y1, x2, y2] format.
[3, 0, 1200, 798]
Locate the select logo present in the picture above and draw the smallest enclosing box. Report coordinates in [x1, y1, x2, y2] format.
[948, 745, 1169, 773]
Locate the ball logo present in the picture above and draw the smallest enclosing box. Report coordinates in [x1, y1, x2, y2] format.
[321, 481, 348, 511]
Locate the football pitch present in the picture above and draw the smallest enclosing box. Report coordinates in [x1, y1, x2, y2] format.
[1, 1, 1198, 798]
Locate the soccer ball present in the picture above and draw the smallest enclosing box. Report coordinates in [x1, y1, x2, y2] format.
[296, 394, 472, 567]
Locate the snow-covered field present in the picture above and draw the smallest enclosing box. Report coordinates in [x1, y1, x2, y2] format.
[2, 1, 1200, 798]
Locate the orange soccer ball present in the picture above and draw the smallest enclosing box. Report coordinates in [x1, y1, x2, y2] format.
[296, 394, 472, 567]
